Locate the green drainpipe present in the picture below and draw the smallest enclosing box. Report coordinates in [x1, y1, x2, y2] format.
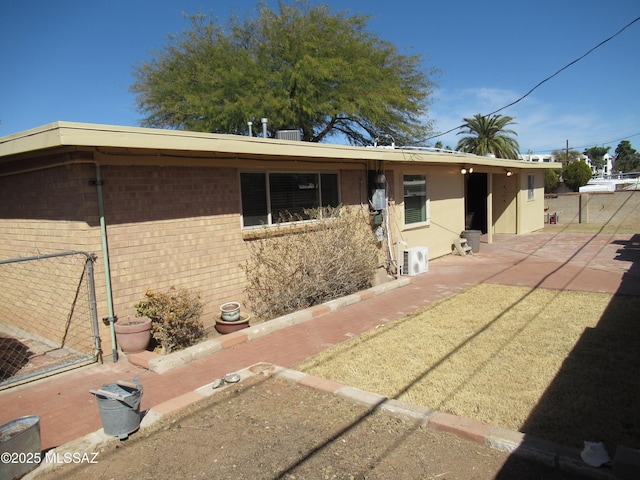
[95, 164, 118, 362]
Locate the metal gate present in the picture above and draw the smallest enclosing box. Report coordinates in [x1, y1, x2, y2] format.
[0, 251, 101, 389]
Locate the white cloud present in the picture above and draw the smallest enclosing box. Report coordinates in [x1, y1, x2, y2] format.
[428, 87, 617, 153]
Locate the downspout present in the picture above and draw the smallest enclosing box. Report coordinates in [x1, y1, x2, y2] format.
[487, 172, 493, 244]
[95, 164, 118, 362]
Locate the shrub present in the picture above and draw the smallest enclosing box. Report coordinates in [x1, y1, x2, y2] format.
[544, 169, 560, 193]
[243, 206, 380, 320]
[562, 160, 593, 192]
[135, 286, 204, 354]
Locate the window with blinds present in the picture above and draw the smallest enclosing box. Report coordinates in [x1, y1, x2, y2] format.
[240, 172, 339, 227]
[403, 174, 427, 225]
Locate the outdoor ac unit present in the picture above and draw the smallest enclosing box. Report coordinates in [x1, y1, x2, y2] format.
[402, 247, 428, 276]
[275, 129, 302, 141]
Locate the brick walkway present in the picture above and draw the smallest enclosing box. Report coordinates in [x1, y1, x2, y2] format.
[1, 231, 638, 451]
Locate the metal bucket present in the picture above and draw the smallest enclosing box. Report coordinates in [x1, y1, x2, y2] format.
[90, 381, 143, 439]
[0, 415, 41, 480]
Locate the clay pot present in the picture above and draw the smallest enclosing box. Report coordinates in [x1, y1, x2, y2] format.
[215, 312, 251, 334]
[114, 317, 152, 354]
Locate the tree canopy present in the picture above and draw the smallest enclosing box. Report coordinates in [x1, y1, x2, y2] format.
[562, 159, 593, 192]
[130, 1, 438, 145]
[454, 114, 520, 159]
[583, 146, 610, 172]
[544, 168, 560, 194]
[613, 140, 640, 172]
[551, 148, 581, 166]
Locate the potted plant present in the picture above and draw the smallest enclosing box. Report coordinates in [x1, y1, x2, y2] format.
[135, 287, 204, 354]
[215, 301, 251, 334]
[220, 301, 241, 321]
[114, 317, 152, 354]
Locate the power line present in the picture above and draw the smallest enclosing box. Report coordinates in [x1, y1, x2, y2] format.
[427, 15, 640, 143]
[532, 131, 640, 154]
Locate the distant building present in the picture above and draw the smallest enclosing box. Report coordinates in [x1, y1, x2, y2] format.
[519, 152, 615, 177]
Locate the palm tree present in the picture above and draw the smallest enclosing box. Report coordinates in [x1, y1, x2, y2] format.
[455, 114, 520, 159]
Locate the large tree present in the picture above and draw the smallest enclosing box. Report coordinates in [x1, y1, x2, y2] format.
[613, 140, 640, 172]
[583, 146, 610, 173]
[130, 1, 438, 145]
[454, 114, 520, 159]
[551, 148, 581, 166]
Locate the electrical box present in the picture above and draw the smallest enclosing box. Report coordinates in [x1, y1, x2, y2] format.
[371, 188, 386, 211]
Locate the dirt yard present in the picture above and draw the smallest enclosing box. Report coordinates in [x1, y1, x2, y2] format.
[37, 375, 588, 480]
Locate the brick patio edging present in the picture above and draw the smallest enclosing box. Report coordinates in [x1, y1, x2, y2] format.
[126, 276, 414, 374]
[26, 362, 614, 480]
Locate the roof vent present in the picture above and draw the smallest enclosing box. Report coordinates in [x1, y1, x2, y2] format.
[276, 130, 302, 141]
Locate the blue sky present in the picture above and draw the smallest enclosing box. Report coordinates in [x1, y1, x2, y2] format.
[1, 0, 639, 154]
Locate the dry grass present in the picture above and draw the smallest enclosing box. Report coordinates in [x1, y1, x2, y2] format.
[296, 283, 640, 450]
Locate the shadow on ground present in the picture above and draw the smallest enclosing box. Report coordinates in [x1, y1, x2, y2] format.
[498, 234, 640, 477]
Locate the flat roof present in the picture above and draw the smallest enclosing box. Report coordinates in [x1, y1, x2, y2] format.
[0, 121, 560, 169]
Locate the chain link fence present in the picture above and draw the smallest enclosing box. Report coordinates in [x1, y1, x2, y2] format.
[0, 251, 101, 389]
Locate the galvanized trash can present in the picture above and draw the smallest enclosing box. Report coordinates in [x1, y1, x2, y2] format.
[461, 230, 482, 253]
[0, 415, 41, 480]
[90, 380, 143, 439]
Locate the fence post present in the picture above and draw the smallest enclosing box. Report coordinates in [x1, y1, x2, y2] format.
[85, 254, 102, 363]
[579, 194, 590, 224]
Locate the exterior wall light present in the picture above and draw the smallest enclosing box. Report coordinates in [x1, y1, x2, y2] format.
[460, 166, 473, 175]
[505, 168, 513, 176]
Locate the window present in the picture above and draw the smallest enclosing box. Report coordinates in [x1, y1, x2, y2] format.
[403, 174, 428, 225]
[240, 172, 339, 227]
[528, 174, 535, 200]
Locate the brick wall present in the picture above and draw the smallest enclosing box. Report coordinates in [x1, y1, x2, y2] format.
[0, 161, 375, 356]
[100, 165, 248, 325]
[0, 164, 99, 258]
[0, 164, 101, 350]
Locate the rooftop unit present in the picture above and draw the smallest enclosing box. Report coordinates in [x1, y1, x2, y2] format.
[275, 130, 302, 141]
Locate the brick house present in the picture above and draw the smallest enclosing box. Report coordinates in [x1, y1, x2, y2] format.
[0, 122, 558, 362]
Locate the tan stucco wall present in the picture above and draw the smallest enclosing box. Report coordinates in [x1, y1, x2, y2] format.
[388, 164, 465, 260]
[518, 170, 545, 233]
[493, 173, 518, 234]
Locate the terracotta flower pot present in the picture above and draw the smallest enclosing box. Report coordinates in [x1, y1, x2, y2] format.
[215, 312, 251, 334]
[114, 317, 152, 354]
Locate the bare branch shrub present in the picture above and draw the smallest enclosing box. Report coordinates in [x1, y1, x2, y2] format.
[243, 206, 380, 320]
[135, 286, 204, 354]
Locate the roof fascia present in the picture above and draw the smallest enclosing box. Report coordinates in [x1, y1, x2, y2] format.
[0, 121, 561, 170]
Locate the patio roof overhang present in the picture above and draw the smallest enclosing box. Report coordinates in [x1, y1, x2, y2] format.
[0, 121, 562, 172]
